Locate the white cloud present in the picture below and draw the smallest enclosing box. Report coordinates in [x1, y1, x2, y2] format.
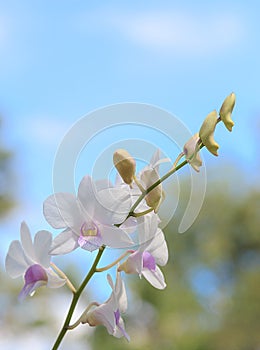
[78, 9, 246, 57]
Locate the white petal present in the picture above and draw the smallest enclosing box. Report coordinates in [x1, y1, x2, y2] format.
[49, 229, 79, 255]
[34, 230, 52, 267]
[77, 175, 96, 218]
[46, 269, 66, 288]
[138, 213, 158, 245]
[119, 216, 137, 235]
[95, 179, 113, 191]
[43, 193, 82, 229]
[100, 225, 134, 249]
[149, 149, 161, 168]
[90, 302, 116, 334]
[118, 251, 143, 275]
[107, 274, 114, 290]
[116, 272, 128, 313]
[114, 317, 130, 341]
[20, 221, 36, 261]
[147, 229, 168, 266]
[140, 168, 160, 190]
[142, 265, 166, 289]
[150, 148, 171, 169]
[79, 175, 132, 225]
[5, 240, 29, 278]
[96, 186, 132, 225]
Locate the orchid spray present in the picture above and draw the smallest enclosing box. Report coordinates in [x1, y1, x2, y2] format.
[5, 93, 236, 349]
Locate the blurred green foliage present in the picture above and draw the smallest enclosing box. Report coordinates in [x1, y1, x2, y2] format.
[0, 119, 14, 216]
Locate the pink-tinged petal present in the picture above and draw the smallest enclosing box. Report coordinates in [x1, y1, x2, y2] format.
[19, 280, 47, 301]
[113, 312, 130, 341]
[33, 230, 52, 267]
[100, 225, 134, 249]
[142, 251, 156, 271]
[78, 234, 102, 252]
[46, 268, 66, 288]
[142, 265, 166, 289]
[20, 221, 36, 261]
[43, 193, 83, 229]
[183, 133, 202, 172]
[77, 221, 103, 251]
[5, 240, 30, 278]
[49, 229, 79, 255]
[146, 229, 168, 266]
[118, 251, 143, 275]
[19, 264, 48, 300]
[87, 302, 116, 333]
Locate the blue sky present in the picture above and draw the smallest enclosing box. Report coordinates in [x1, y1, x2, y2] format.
[0, 0, 260, 258]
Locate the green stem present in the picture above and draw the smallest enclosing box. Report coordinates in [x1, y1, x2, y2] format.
[96, 250, 131, 272]
[51, 246, 105, 350]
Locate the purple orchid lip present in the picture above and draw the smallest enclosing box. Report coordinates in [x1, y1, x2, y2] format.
[114, 309, 130, 342]
[78, 221, 102, 252]
[142, 251, 156, 271]
[24, 264, 48, 285]
[19, 264, 48, 300]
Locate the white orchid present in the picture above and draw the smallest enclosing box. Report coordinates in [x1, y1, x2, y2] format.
[127, 149, 170, 213]
[183, 133, 202, 172]
[69, 271, 130, 341]
[43, 175, 134, 255]
[5, 222, 65, 300]
[118, 213, 168, 289]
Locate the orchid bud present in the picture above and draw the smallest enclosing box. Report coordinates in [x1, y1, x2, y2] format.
[199, 110, 219, 156]
[141, 168, 163, 213]
[183, 133, 202, 172]
[113, 149, 136, 185]
[219, 92, 236, 131]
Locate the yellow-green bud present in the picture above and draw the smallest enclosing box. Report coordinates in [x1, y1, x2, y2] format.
[141, 168, 163, 213]
[113, 149, 136, 185]
[199, 110, 219, 156]
[219, 92, 236, 132]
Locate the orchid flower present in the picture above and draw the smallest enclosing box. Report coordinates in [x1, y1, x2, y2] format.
[125, 149, 170, 213]
[69, 271, 130, 341]
[183, 133, 202, 172]
[118, 212, 168, 289]
[5, 222, 65, 300]
[43, 175, 134, 255]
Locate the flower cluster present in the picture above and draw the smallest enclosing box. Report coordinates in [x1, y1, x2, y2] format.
[5, 93, 236, 348]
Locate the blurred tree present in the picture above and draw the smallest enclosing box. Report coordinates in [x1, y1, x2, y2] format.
[0, 118, 14, 216]
[90, 182, 260, 350]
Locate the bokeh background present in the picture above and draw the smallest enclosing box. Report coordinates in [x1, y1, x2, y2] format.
[0, 1, 259, 349]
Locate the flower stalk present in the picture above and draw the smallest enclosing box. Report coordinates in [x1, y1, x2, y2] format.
[50, 262, 77, 294]
[51, 246, 105, 350]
